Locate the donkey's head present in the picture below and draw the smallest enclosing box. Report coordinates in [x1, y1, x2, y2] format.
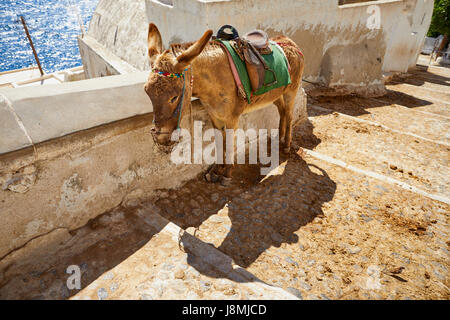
[144, 23, 213, 146]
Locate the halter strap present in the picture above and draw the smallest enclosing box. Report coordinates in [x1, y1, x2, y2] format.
[152, 67, 191, 130]
[152, 69, 185, 78]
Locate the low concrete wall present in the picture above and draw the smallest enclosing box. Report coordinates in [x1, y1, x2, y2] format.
[0, 73, 307, 268]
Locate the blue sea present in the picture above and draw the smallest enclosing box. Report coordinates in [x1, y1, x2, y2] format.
[0, 0, 99, 73]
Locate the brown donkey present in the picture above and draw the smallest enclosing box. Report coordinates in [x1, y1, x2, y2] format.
[144, 24, 305, 182]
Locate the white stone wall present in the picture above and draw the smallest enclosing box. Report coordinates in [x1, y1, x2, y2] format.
[145, 0, 434, 86]
[80, 0, 149, 78]
[79, 0, 433, 91]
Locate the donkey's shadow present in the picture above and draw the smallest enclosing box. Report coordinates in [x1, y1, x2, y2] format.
[183, 153, 336, 283]
[155, 121, 336, 283]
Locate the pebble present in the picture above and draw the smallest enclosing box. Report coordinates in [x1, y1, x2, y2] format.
[298, 269, 307, 278]
[174, 269, 185, 280]
[80, 262, 88, 271]
[353, 265, 363, 273]
[367, 265, 381, 277]
[211, 193, 219, 202]
[141, 293, 153, 300]
[375, 185, 388, 193]
[110, 283, 119, 292]
[286, 287, 303, 299]
[60, 284, 70, 299]
[347, 245, 362, 254]
[103, 272, 114, 280]
[360, 214, 373, 222]
[433, 269, 445, 281]
[271, 232, 283, 243]
[300, 281, 312, 291]
[159, 191, 169, 198]
[97, 288, 108, 300]
[162, 263, 175, 271]
[307, 259, 316, 267]
[200, 280, 211, 292]
[285, 257, 298, 267]
[189, 199, 200, 208]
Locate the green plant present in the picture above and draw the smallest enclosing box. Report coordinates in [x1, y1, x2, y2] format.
[427, 0, 450, 37]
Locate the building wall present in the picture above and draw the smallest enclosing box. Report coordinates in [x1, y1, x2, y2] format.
[79, 0, 149, 78]
[145, 0, 434, 94]
[79, 0, 433, 94]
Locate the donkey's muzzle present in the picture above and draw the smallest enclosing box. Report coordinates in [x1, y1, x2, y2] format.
[150, 126, 174, 146]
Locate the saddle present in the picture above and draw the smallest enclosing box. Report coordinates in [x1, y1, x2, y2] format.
[215, 26, 277, 92]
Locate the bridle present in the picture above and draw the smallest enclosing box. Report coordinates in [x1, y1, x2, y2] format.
[149, 66, 194, 151]
[151, 67, 191, 130]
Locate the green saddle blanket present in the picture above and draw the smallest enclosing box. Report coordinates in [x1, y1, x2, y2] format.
[215, 39, 291, 104]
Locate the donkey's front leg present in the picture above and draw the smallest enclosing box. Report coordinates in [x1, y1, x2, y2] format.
[212, 117, 239, 185]
[219, 119, 240, 185]
[205, 117, 237, 185]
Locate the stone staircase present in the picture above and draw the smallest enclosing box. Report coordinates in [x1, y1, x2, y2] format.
[75, 62, 449, 300]
[1, 62, 448, 300]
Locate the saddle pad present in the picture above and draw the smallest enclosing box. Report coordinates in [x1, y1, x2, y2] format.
[215, 39, 291, 104]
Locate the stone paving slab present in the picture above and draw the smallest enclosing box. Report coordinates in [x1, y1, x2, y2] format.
[72, 210, 298, 300]
[378, 89, 450, 118]
[151, 152, 449, 300]
[414, 64, 450, 80]
[388, 75, 450, 93]
[385, 83, 450, 106]
[413, 104, 450, 118]
[308, 97, 449, 144]
[304, 109, 449, 199]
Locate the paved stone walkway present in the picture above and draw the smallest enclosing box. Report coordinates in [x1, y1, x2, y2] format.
[3, 62, 448, 300]
[138, 62, 449, 300]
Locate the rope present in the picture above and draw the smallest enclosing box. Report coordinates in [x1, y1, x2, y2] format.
[176, 74, 186, 129]
[189, 67, 194, 155]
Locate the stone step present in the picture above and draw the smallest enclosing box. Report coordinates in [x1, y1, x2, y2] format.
[304, 109, 449, 199]
[308, 97, 450, 144]
[385, 83, 450, 106]
[71, 209, 299, 300]
[151, 153, 448, 300]
[387, 77, 450, 94]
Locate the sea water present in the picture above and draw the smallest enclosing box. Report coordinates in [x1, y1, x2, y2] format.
[0, 0, 98, 73]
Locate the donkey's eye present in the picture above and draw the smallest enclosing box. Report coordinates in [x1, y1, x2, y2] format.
[170, 96, 179, 103]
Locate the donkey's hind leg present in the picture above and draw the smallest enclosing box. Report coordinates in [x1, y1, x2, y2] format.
[274, 96, 287, 146]
[275, 87, 298, 154]
[274, 93, 295, 154]
[281, 89, 298, 154]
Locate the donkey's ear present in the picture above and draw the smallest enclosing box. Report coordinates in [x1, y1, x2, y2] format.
[148, 23, 163, 65]
[176, 29, 213, 68]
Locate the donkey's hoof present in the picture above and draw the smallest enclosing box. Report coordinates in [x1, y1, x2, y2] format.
[219, 176, 232, 186]
[205, 172, 220, 183]
[283, 147, 291, 154]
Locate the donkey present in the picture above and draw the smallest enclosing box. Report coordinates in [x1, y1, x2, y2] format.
[144, 23, 305, 182]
